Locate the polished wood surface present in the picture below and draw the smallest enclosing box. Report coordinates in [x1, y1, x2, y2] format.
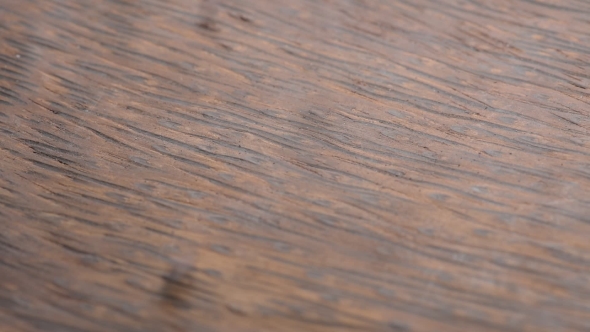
[1, 0, 590, 331]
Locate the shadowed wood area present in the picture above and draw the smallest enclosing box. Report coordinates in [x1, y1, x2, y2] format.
[1, 0, 589, 331]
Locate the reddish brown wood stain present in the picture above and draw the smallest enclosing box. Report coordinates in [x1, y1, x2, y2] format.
[1, 0, 589, 331]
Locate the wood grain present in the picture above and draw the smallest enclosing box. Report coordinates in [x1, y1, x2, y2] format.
[1, 0, 589, 331]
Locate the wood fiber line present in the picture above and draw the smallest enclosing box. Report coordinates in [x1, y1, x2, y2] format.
[0, 0, 589, 331]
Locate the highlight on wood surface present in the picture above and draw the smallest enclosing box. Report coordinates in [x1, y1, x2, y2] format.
[1, 0, 589, 331]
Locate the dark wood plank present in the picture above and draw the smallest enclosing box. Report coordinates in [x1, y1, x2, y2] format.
[1, 0, 589, 331]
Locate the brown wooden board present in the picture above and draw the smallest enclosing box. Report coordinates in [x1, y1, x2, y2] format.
[1, 0, 589, 331]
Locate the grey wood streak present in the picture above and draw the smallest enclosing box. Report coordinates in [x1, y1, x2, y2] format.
[1, 0, 589, 331]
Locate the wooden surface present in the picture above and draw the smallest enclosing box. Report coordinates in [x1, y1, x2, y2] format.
[1, 0, 589, 331]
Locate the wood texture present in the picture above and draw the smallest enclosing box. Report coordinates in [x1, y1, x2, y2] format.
[1, 0, 589, 331]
